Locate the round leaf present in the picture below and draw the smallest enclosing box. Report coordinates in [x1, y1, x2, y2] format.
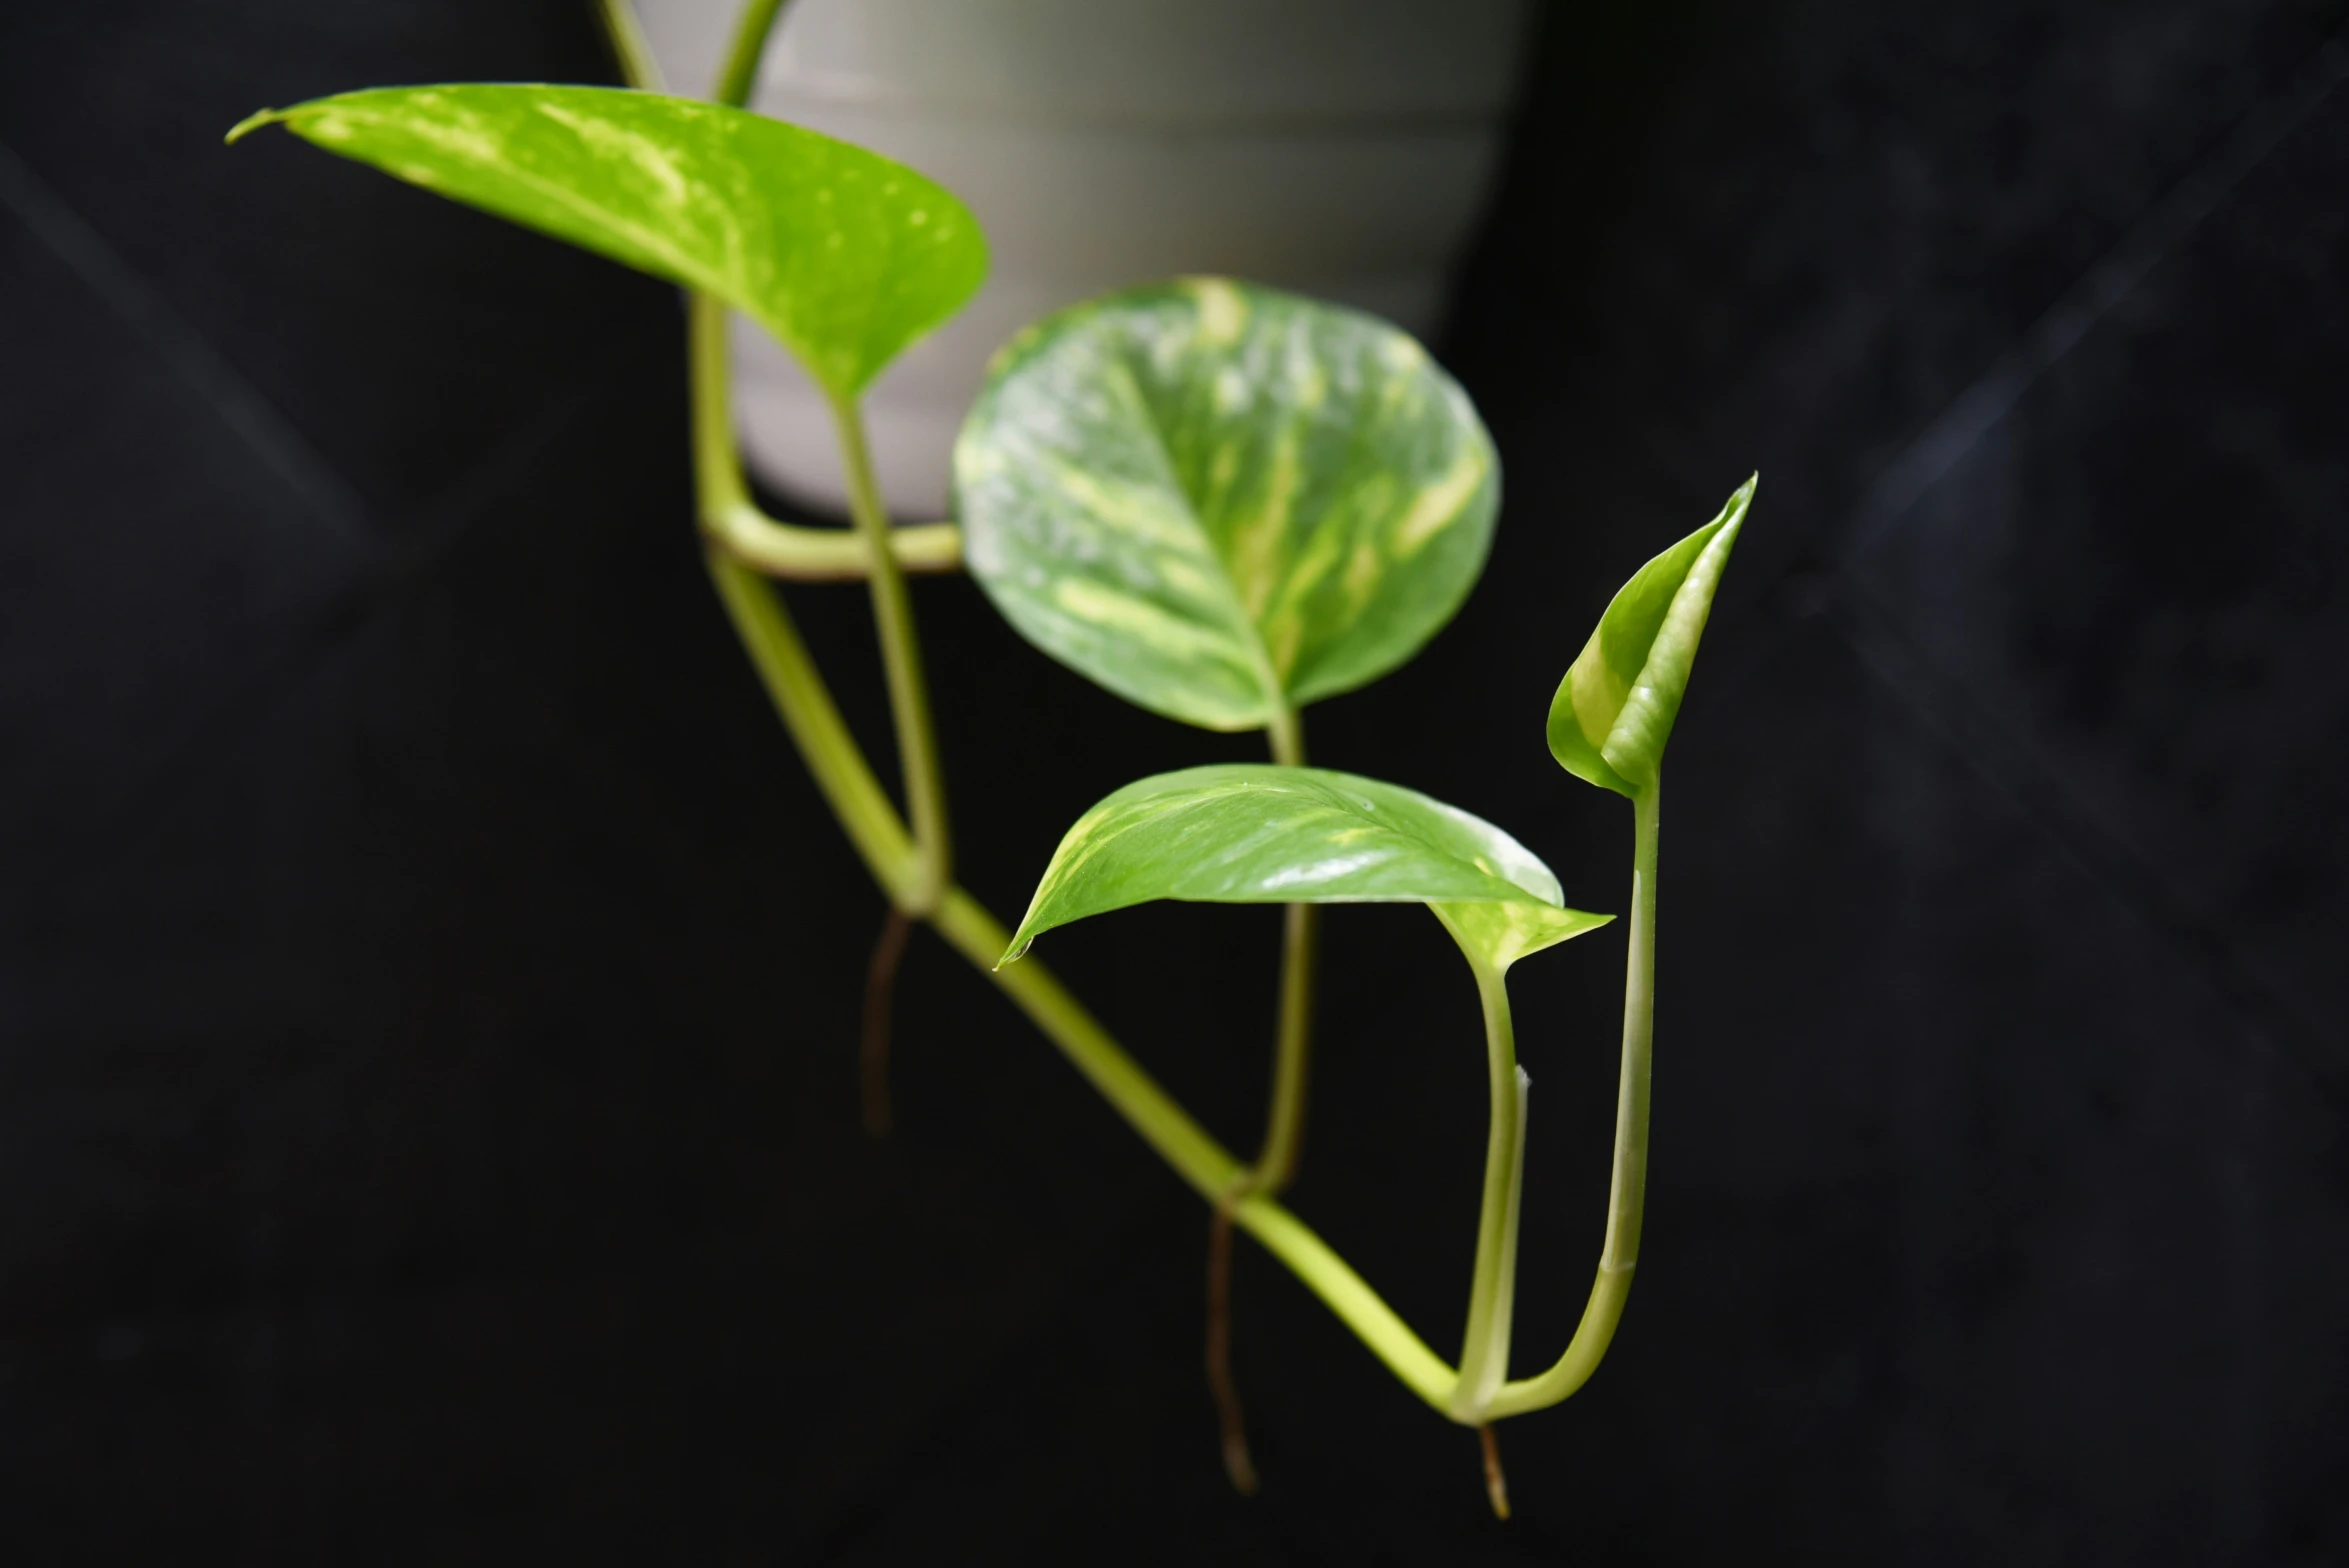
[1548, 476, 1754, 796]
[956, 279, 1500, 731]
[231, 85, 986, 400]
[1002, 764, 1609, 972]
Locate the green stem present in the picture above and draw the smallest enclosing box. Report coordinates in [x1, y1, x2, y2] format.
[674, 0, 1467, 1425]
[625, 0, 954, 584]
[707, 553, 920, 904]
[705, 569, 1458, 1411]
[681, 0, 963, 593]
[1206, 705, 1315, 1490]
[594, 0, 667, 92]
[688, 293, 962, 580]
[1251, 705, 1316, 1193]
[711, 0, 790, 106]
[1448, 957, 1529, 1421]
[708, 0, 950, 914]
[1485, 781, 1658, 1419]
[1263, 700, 1305, 775]
[827, 389, 951, 911]
[1252, 902, 1318, 1191]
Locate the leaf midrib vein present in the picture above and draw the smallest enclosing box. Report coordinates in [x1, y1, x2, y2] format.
[1102, 342, 1288, 726]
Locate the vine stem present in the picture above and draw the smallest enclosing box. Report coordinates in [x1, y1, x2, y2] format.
[1253, 702, 1317, 1191]
[706, 0, 947, 933]
[1204, 702, 1319, 1491]
[593, 0, 666, 92]
[829, 371, 948, 1119]
[827, 387, 951, 911]
[628, 0, 1656, 1446]
[1448, 958, 1530, 1423]
[1485, 782, 1658, 1418]
[703, 508, 1463, 1414]
[710, 0, 790, 106]
[644, 0, 960, 584]
[687, 292, 961, 578]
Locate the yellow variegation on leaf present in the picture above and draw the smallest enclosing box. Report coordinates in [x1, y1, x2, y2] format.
[957, 280, 1499, 731]
[230, 85, 986, 400]
[1001, 764, 1608, 975]
[1548, 477, 1755, 796]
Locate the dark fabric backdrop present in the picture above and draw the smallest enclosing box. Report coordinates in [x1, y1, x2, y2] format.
[5, 1, 2347, 1562]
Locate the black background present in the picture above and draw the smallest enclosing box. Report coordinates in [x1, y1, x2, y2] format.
[6, 1, 2349, 1562]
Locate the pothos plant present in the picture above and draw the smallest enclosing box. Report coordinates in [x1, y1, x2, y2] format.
[228, 0, 1754, 1517]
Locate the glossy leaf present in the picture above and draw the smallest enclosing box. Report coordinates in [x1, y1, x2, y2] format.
[1002, 765, 1609, 972]
[1548, 476, 1755, 796]
[957, 279, 1499, 731]
[230, 85, 985, 399]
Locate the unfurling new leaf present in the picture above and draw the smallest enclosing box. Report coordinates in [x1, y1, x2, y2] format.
[957, 280, 1499, 732]
[1002, 764, 1609, 974]
[1547, 476, 1755, 796]
[229, 85, 986, 400]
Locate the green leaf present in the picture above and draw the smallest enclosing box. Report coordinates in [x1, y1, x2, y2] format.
[229, 85, 985, 400]
[1547, 476, 1755, 796]
[1002, 764, 1609, 972]
[956, 279, 1500, 732]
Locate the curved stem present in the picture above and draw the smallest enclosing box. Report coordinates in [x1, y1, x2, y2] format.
[1484, 781, 1659, 1419]
[689, 294, 962, 579]
[718, 512, 960, 580]
[646, 0, 958, 584]
[683, 0, 955, 897]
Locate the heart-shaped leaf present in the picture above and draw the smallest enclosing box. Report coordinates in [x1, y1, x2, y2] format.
[956, 279, 1499, 731]
[1548, 476, 1755, 796]
[1002, 764, 1609, 972]
[230, 85, 986, 400]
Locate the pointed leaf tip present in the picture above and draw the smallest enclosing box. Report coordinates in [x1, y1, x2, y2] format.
[1008, 765, 1608, 973]
[1548, 476, 1755, 796]
[224, 107, 284, 145]
[231, 84, 985, 399]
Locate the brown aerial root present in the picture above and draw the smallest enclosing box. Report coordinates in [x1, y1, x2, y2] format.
[1205, 1198, 1259, 1495]
[860, 906, 914, 1136]
[1480, 1423, 1511, 1520]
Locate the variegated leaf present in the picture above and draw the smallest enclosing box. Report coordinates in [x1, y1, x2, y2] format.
[956, 280, 1499, 731]
[1002, 764, 1609, 973]
[230, 85, 986, 400]
[1548, 476, 1755, 796]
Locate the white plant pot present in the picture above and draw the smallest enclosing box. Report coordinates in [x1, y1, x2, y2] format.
[636, 0, 1534, 519]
